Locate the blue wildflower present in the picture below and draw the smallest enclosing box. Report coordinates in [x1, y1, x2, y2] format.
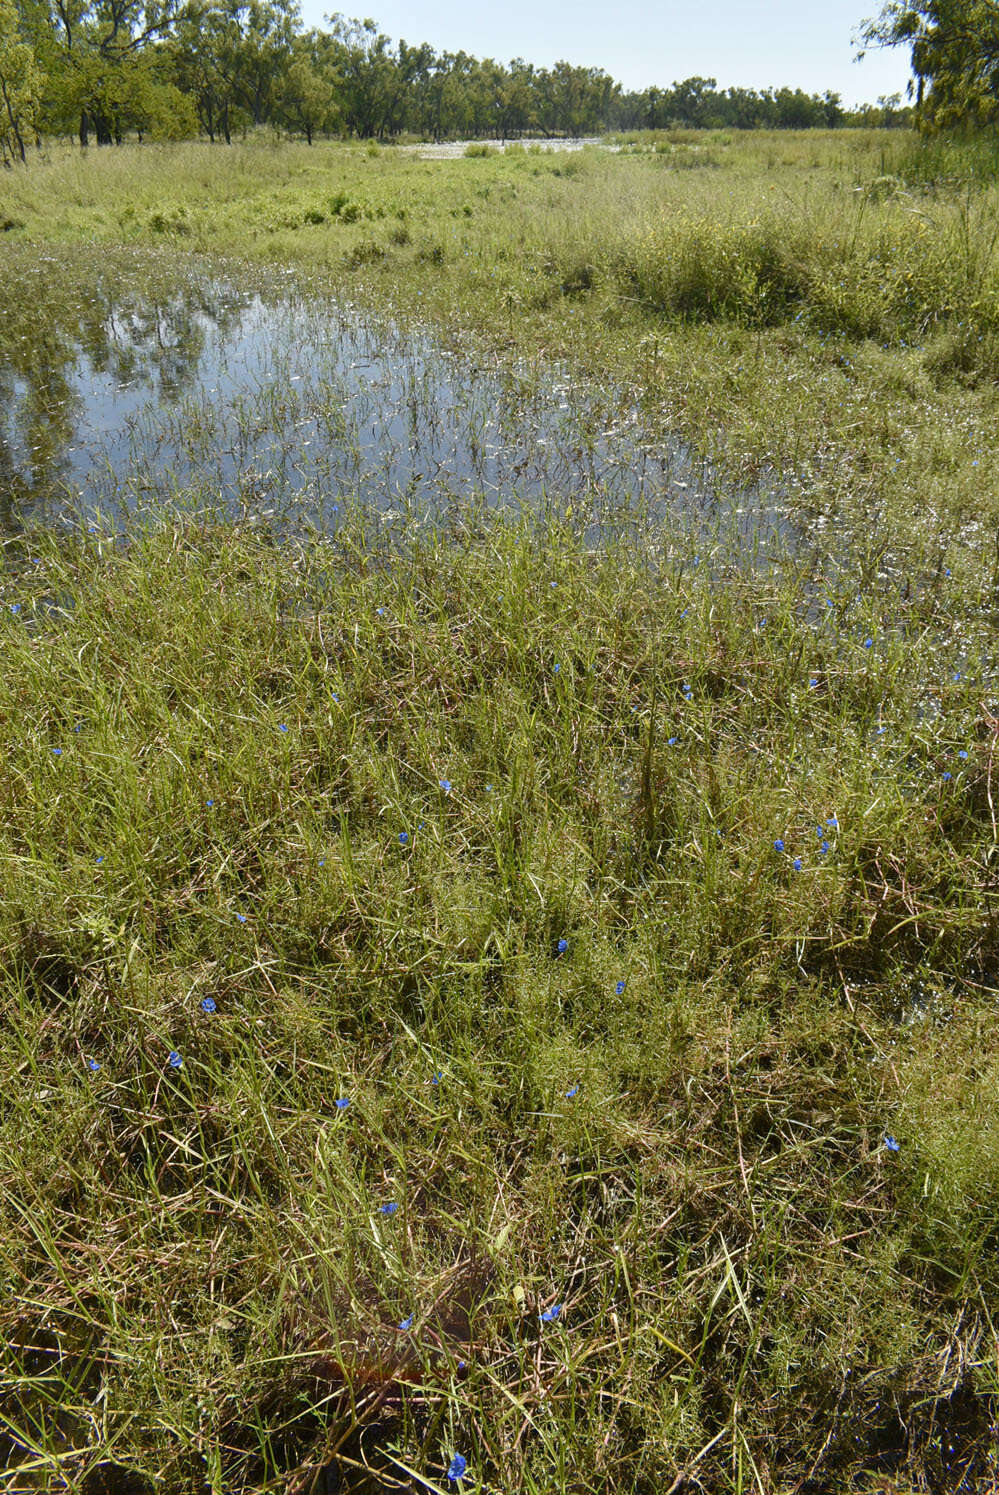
[200, 996, 217, 1013]
[439, 779, 452, 794]
[565, 1085, 579, 1098]
[774, 839, 785, 853]
[540, 1304, 562, 1323]
[793, 858, 802, 871]
[819, 841, 829, 854]
[616, 980, 626, 994]
[667, 736, 679, 746]
[52, 748, 62, 756]
[278, 723, 289, 733]
[942, 771, 952, 781]
[863, 638, 873, 649]
[380, 1201, 398, 1216]
[553, 662, 560, 673]
[808, 678, 818, 689]
[826, 816, 838, 828]
[446, 1455, 467, 1482]
[431, 1071, 442, 1085]
[884, 1135, 900, 1153]
[168, 1051, 183, 1069]
[376, 607, 385, 616]
[205, 799, 214, 807]
[958, 750, 969, 760]
[86, 1058, 100, 1072]
[398, 1314, 414, 1331]
[235, 913, 247, 923]
[485, 784, 493, 792]
[95, 856, 104, 864]
[331, 693, 339, 703]
[399, 831, 408, 844]
[9, 604, 20, 614]
[557, 938, 568, 954]
[335, 1097, 350, 1110]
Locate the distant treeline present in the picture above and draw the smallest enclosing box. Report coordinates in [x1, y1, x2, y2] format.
[0, 0, 911, 163]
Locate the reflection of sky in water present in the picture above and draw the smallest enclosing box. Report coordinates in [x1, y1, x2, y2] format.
[1, 270, 788, 551]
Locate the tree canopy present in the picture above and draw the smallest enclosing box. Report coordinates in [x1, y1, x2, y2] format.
[5, 1, 910, 153]
[860, 0, 999, 126]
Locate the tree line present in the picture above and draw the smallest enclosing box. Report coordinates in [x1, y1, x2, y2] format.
[1, 0, 913, 165]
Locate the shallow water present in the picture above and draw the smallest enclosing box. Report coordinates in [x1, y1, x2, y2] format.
[0, 253, 788, 551]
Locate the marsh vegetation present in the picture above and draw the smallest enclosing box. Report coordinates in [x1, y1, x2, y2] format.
[1, 130, 998, 1494]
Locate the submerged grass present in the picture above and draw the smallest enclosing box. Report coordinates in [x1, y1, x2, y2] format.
[0, 511, 997, 1493]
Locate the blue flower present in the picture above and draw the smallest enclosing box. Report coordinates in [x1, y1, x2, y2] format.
[168, 1051, 183, 1069]
[863, 638, 873, 649]
[278, 723, 289, 733]
[376, 607, 385, 616]
[331, 693, 339, 703]
[205, 799, 214, 807]
[540, 1304, 562, 1323]
[774, 839, 785, 853]
[9, 604, 20, 614]
[565, 1085, 579, 1098]
[615, 980, 626, 994]
[819, 840, 829, 854]
[431, 1071, 442, 1085]
[485, 784, 493, 792]
[667, 736, 679, 746]
[553, 662, 560, 673]
[884, 1135, 900, 1153]
[201, 996, 217, 1013]
[942, 771, 952, 781]
[557, 938, 568, 954]
[808, 678, 818, 689]
[439, 779, 452, 793]
[826, 816, 838, 828]
[958, 749, 969, 760]
[792, 858, 802, 871]
[335, 1096, 350, 1110]
[446, 1455, 467, 1482]
[235, 912, 247, 923]
[399, 831, 408, 844]
[86, 1058, 101, 1072]
[380, 1201, 398, 1215]
[398, 1314, 414, 1330]
[95, 856, 104, 865]
[52, 748, 62, 756]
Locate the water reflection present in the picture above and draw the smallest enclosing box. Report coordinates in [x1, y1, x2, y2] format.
[0, 252, 788, 552]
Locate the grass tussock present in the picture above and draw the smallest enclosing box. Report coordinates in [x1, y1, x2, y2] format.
[1, 513, 997, 1493]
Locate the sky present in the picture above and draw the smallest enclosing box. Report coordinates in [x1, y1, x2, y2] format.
[298, 0, 914, 109]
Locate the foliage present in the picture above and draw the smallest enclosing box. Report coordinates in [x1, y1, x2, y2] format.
[0, 0, 42, 162]
[860, 0, 999, 127]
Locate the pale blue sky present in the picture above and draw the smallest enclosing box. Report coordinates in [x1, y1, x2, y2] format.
[300, 1, 913, 108]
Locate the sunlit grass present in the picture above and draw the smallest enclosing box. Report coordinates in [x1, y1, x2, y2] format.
[1, 129, 999, 1493]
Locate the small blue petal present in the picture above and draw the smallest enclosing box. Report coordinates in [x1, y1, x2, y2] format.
[565, 1085, 579, 1098]
[335, 1096, 350, 1109]
[278, 723, 289, 733]
[884, 1135, 900, 1152]
[446, 1455, 467, 1482]
[168, 1051, 183, 1068]
[439, 779, 452, 793]
[86, 1058, 100, 1072]
[235, 913, 247, 923]
[863, 638, 873, 649]
[792, 858, 802, 871]
[399, 831, 408, 844]
[201, 996, 217, 1013]
[540, 1304, 562, 1323]
[557, 938, 568, 953]
[958, 750, 969, 760]
[774, 839, 785, 853]
[398, 1314, 414, 1330]
[380, 1201, 398, 1215]
[615, 980, 626, 994]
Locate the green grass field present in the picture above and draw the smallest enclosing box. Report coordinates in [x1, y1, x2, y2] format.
[1, 131, 998, 1494]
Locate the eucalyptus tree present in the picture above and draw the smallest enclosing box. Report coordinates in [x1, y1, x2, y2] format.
[0, 0, 42, 161]
[859, 0, 999, 125]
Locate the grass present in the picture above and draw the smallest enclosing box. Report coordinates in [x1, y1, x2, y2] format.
[1, 129, 999, 1493]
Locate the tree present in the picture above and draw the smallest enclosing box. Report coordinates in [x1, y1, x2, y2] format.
[0, 0, 43, 161]
[859, 0, 999, 126]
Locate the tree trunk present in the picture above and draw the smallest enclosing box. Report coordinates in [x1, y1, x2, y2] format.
[80, 109, 89, 147]
[0, 76, 26, 164]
